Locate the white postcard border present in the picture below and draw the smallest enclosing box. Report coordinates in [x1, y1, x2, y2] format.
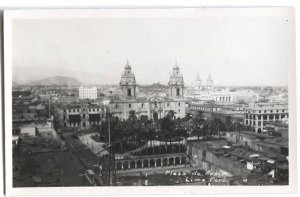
[3, 8, 297, 195]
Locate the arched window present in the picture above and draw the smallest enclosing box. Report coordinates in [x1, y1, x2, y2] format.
[176, 88, 180, 96]
[127, 88, 132, 97]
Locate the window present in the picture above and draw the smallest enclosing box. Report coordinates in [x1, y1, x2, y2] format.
[115, 104, 118, 109]
[270, 110, 273, 113]
[167, 102, 170, 107]
[178, 102, 181, 106]
[276, 110, 279, 113]
[127, 88, 132, 97]
[282, 110, 285, 113]
[155, 102, 157, 107]
[264, 110, 266, 113]
[129, 104, 131, 108]
[176, 88, 180, 96]
[141, 103, 144, 108]
[259, 110, 261, 113]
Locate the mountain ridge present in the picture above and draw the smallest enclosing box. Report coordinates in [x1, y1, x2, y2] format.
[26, 76, 82, 86]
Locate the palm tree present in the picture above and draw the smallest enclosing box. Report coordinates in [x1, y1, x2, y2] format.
[128, 110, 137, 122]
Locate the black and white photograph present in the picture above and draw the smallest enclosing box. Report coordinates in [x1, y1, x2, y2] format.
[2, 7, 297, 195]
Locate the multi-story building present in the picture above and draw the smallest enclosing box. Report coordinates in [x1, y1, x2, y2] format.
[79, 86, 97, 100]
[60, 104, 106, 128]
[243, 103, 288, 133]
[108, 61, 186, 120]
[187, 101, 245, 122]
[211, 91, 234, 102]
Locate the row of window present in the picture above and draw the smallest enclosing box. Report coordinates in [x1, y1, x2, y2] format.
[245, 115, 288, 125]
[247, 109, 286, 114]
[214, 96, 231, 102]
[63, 121, 100, 127]
[64, 108, 104, 113]
[114, 102, 182, 109]
[245, 120, 263, 126]
[246, 114, 287, 120]
[191, 106, 219, 112]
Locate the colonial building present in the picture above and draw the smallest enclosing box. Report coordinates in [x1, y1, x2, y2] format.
[243, 103, 288, 133]
[59, 104, 106, 128]
[108, 61, 186, 120]
[193, 73, 214, 94]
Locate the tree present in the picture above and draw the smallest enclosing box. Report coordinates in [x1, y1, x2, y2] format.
[225, 116, 235, 132]
[184, 113, 193, 121]
[128, 110, 137, 122]
[192, 111, 206, 141]
[160, 111, 176, 153]
[208, 118, 225, 138]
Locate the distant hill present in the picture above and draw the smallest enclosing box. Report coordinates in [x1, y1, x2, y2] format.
[27, 76, 82, 86]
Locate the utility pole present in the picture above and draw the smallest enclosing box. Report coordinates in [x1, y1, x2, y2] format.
[48, 96, 51, 118]
[236, 121, 240, 144]
[105, 107, 114, 186]
[108, 113, 111, 146]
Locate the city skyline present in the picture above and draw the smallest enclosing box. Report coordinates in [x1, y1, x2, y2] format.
[12, 9, 291, 87]
[7, 8, 293, 192]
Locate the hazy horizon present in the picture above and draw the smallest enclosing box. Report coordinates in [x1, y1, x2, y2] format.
[12, 9, 292, 87]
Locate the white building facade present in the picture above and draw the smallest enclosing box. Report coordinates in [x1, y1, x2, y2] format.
[244, 103, 288, 133]
[79, 86, 97, 100]
[109, 61, 186, 120]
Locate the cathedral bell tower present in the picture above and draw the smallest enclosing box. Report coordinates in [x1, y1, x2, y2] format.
[120, 60, 137, 100]
[206, 72, 214, 90]
[168, 62, 184, 98]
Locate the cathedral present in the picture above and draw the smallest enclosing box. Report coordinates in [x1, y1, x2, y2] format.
[108, 61, 186, 120]
[193, 72, 214, 93]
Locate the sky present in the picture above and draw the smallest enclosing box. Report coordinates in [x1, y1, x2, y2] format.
[11, 9, 292, 86]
